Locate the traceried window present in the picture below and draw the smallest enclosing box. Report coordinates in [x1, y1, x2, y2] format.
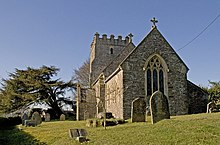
[146, 55, 166, 96]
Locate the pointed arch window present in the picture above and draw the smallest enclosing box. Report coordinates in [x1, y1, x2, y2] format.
[145, 55, 167, 96]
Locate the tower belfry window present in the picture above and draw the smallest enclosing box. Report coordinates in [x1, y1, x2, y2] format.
[110, 48, 113, 54]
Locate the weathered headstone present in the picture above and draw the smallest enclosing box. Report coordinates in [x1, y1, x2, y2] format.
[207, 101, 216, 113]
[69, 129, 87, 143]
[131, 97, 146, 122]
[25, 120, 36, 127]
[45, 113, 50, 122]
[150, 91, 170, 124]
[60, 114, 65, 121]
[31, 112, 42, 125]
[21, 113, 29, 126]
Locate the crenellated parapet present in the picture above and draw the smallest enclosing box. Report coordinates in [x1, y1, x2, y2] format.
[91, 32, 132, 47]
[90, 32, 134, 85]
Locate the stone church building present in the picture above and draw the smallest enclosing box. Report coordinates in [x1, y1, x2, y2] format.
[78, 19, 208, 120]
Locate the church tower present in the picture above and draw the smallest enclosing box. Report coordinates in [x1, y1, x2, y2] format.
[89, 33, 131, 85]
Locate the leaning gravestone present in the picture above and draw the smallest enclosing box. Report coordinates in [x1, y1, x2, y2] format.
[131, 97, 146, 122]
[60, 114, 65, 121]
[31, 112, 42, 125]
[150, 91, 170, 124]
[207, 101, 216, 113]
[45, 113, 50, 122]
[21, 113, 29, 126]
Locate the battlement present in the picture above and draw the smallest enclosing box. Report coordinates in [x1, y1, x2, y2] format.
[90, 32, 134, 84]
[91, 32, 133, 47]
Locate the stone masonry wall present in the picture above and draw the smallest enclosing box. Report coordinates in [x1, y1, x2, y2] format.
[121, 28, 189, 119]
[187, 81, 208, 114]
[103, 43, 135, 78]
[92, 75, 105, 115]
[83, 89, 97, 119]
[105, 69, 124, 119]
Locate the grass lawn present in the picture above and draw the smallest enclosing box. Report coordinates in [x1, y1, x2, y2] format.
[2, 113, 220, 145]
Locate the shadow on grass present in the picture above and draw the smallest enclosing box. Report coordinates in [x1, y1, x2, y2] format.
[0, 126, 46, 145]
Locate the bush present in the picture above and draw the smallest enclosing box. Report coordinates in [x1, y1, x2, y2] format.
[92, 119, 99, 127]
[0, 117, 22, 129]
[64, 112, 76, 120]
[213, 104, 220, 112]
[86, 119, 93, 127]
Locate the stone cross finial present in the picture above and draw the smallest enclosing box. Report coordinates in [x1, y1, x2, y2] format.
[150, 17, 158, 27]
[128, 33, 133, 43]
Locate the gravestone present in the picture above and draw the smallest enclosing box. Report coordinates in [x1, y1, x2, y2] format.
[69, 129, 87, 143]
[21, 113, 29, 126]
[31, 112, 42, 125]
[131, 97, 146, 122]
[207, 101, 216, 113]
[150, 91, 170, 124]
[25, 120, 36, 127]
[45, 113, 50, 122]
[60, 114, 65, 121]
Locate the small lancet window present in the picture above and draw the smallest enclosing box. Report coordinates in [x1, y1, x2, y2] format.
[153, 69, 158, 92]
[159, 70, 164, 94]
[147, 69, 152, 96]
[110, 48, 113, 54]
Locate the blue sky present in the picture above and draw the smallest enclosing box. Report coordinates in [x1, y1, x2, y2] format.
[0, 0, 219, 87]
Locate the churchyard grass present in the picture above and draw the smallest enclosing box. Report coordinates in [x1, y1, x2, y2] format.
[11, 112, 220, 144]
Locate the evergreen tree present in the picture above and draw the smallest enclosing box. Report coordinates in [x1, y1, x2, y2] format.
[0, 66, 74, 117]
